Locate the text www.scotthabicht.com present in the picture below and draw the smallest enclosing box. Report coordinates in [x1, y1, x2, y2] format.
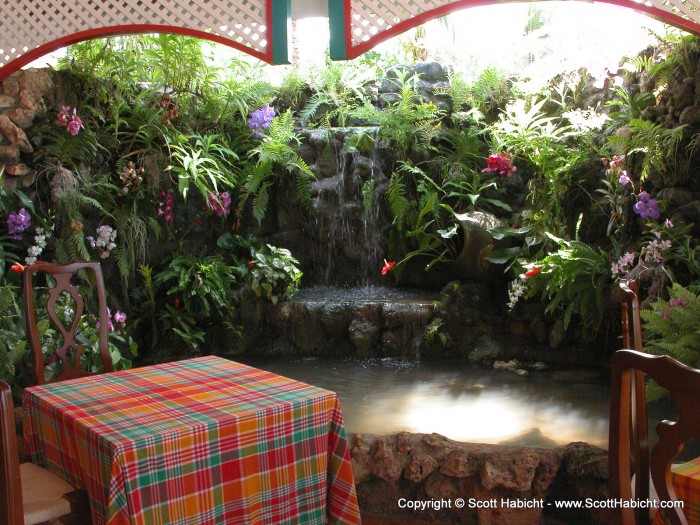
[397, 498, 685, 511]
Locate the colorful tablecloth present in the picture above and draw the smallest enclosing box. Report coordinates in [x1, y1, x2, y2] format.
[24, 356, 361, 525]
[653, 457, 700, 525]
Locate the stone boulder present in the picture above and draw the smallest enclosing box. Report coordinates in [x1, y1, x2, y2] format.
[349, 432, 566, 524]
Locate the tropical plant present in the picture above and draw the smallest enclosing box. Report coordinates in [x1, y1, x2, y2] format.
[488, 96, 585, 236]
[0, 181, 35, 283]
[423, 316, 452, 348]
[640, 283, 700, 400]
[33, 126, 110, 173]
[352, 70, 442, 153]
[431, 127, 487, 176]
[464, 67, 512, 121]
[154, 254, 244, 318]
[521, 233, 611, 335]
[606, 118, 689, 183]
[240, 109, 315, 222]
[388, 163, 464, 271]
[605, 87, 655, 126]
[388, 157, 511, 272]
[248, 245, 303, 304]
[489, 98, 568, 160]
[167, 133, 240, 201]
[0, 285, 29, 394]
[300, 59, 371, 127]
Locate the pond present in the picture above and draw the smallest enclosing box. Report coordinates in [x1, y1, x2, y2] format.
[237, 356, 610, 449]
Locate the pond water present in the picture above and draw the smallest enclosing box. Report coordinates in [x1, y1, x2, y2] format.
[238, 356, 610, 449]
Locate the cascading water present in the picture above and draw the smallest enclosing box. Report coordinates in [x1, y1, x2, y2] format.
[270, 127, 439, 359]
[308, 127, 388, 287]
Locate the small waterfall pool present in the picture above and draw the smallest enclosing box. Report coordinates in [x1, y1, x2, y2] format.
[238, 356, 610, 449]
[291, 285, 438, 304]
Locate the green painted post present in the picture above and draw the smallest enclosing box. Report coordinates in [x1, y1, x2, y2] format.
[328, 0, 347, 60]
[271, 0, 290, 64]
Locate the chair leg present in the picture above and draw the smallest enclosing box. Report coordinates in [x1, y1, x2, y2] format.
[62, 489, 92, 525]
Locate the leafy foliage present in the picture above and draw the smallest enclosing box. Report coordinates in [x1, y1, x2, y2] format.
[352, 71, 442, 153]
[606, 118, 688, 181]
[0, 285, 28, 394]
[168, 133, 240, 201]
[640, 284, 700, 400]
[300, 60, 371, 127]
[249, 245, 303, 304]
[155, 254, 244, 318]
[524, 234, 611, 334]
[241, 110, 315, 222]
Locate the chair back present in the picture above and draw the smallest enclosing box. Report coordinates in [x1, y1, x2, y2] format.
[0, 380, 23, 525]
[618, 278, 650, 524]
[23, 261, 113, 385]
[609, 349, 700, 525]
[620, 279, 643, 351]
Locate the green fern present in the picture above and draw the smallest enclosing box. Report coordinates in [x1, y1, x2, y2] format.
[524, 234, 611, 335]
[112, 246, 131, 289]
[55, 229, 90, 264]
[388, 172, 410, 230]
[640, 284, 700, 400]
[607, 118, 688, 180]
[241, 109, 315, 222]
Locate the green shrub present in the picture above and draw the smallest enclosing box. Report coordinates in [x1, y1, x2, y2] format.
[640, 283, 700, 400]
[249, 245, 302, 305]
[522, 233, 610, 334]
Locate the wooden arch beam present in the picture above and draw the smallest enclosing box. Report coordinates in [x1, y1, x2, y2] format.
[329, 0, 700, 60]
[0, 0, 290, 82]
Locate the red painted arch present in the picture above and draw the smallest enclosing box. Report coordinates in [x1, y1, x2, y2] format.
[343, 0, 700, 60]
[0, 22, 274, 83]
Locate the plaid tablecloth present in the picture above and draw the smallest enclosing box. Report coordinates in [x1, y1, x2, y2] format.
[24, 356, 361, 525]
[652, 457, 700, 525]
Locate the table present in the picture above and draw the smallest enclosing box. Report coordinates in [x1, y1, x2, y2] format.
[652, 457, 700, 525]
[23, 356, 361, 525]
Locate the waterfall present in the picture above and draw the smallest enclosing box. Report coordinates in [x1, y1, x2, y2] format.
[307, 127, 388, 287]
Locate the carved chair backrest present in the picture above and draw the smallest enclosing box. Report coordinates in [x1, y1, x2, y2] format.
[23, 261, 113, 385]
[0, 380, 23, 525]
[609, 349, 700, 525]
[620, 279, 643, 351]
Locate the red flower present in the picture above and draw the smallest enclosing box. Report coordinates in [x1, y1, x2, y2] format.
[174, 299, 181, 309]
[481, 152, 517, 177]
[524, 267, 541, 278]
[247, 261, 256, 269]
[485, 154, 501, 171]
[381, 259, 396, 276]
[10, 263, 25, 273]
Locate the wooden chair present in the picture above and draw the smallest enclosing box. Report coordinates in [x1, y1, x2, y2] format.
[620, 279, 643, 351]
[0, 380, 90, 525]
[618, 279, 651, 525]
[609, 349, 700, 525]
[23, 261, 113, 386]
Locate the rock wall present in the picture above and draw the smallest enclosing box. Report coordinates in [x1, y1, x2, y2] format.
[349, 432, 612, 525]
[0, 69, 58, 189]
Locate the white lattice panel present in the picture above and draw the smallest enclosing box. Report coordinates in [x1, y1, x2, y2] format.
[645, 0, 700, 24]
[350, 0, 453, 47]
[0, 0, 270, 68]
[347, 0, 700, 51]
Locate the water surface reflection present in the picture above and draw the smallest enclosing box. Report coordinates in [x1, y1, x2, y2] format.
[239, 356, 610, 448]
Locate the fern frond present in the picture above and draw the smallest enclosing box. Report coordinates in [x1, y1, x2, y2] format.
[253, 182, 271, 223]
[388, 172, 410, 230]
[295, 171, 314, 214]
